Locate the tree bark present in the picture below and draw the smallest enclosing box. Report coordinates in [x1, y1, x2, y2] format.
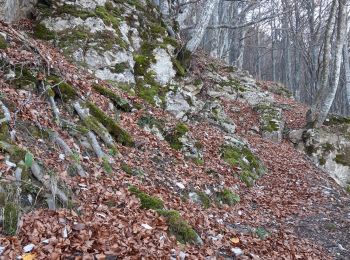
[313, 0, 348, 126]
[185, 0, 220, 52]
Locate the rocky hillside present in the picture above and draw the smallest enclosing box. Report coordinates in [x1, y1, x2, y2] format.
[0, 1, 349, 259]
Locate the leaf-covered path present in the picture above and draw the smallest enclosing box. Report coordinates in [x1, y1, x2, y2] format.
[227, 100, 350, 259]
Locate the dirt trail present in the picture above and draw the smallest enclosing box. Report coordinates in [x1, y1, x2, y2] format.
[230, 100, 350, 259]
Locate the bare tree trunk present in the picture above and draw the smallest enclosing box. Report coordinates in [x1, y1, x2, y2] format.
[313, 0, 348, 126]
[282, 0, 292, 88]
[308, 0, 338, 124]
[343, 30, 350, 107]
[185, 0, 220, 52]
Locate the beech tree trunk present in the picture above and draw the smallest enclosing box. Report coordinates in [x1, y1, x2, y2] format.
[185, 0, 220, 52]
[312, 0, 348, 127]
[343, 31, 350, 107]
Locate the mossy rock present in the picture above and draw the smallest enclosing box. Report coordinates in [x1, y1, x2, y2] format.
[95, 6, 120, 28]
[0, 35, 8, 49]
[197, 191, 210, 209]
[129, 186, 164, 210]
[102, 156, 113, 174]
[0, 107, 10, 142]
[221, 143, 265, 186]
[220, 78, 246, 92]
[47, 75, 77, 102]
[10, 67, 37, 90]
[92, 84, 132, 112]
[0, 141, 27, 164]
[85, 103, 131, 145]
[165, 123, 189, 150]
[172, 58, 186, 77]
[54, 4, 95, 19]
[137, 115, 165, 131]
[33, 23, 56, 40]
[216, 188, 240, 206]
[177, 49, 192, 69]
[136, 81, 160, 105]
[157, 210, 200, 245]
[111, 62, 129, 74]
[334, 147, 350, 167]
[86, 102, 134, 146]
[255, 104, 281, 133]
[324, 115, 350, 126]
[163, 37, 179, 48]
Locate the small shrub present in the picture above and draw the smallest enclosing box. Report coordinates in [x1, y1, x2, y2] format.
[4, 202, 19, 236]
[129, 186, 164, 210]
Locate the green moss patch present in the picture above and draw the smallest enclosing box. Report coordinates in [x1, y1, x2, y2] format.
[3, 202, 19, 236]
[112, 62, 129, 74]
[102, 156, 113, 174]
[220, 78, 246, 92]
[121, 162, 133, 175]
[0, 107, 10, 142]
[33, 23, 56, 40]
[255, 104, 281, 133]
[0, 35, 8, 49]
[55, 4, 95, 19]
[86, 102, 134, 146]
[322, 143, 335, 153]
[255, 227, 269, 240]
[0, 141, 27, 164]
[165, 123, 189, 150]
[128, 185, 200, 244]
[221, 143, 265, 187]
[10, 67, 37, 90]
[129, 186, 164, 210]
[92, 84, 132, 112]
[172, 58, 186, 77]
[324, 115, 350, 126]
[138, 115, 165, 130]
[133, 43, 169, 105]
[47, 75, 77, 102]
[197, 192, 210, 209]
[216, 188, 240, 206]
[334, 148, 350, 167]
[157, 210, 199, 244]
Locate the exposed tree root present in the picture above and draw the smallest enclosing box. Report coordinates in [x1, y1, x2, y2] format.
[30, 161, 68, 204]
[50, 131, 87, 177]
[73, 102, 116, 149]
[87, 131, 105, 159]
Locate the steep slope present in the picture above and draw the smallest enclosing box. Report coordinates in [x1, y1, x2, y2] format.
[0, 1, 349, 259]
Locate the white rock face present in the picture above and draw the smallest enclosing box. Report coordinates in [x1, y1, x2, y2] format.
[43, 16, 114, 33]
[119, 21, 131, 46]
[302, 127, 350, 187]
[60, 0, 107, 10]
[149, 48, 176, 85]
[165, 91, 191, 119]
[0, 0, 37, 22]
[72, 46, 135, 83]
[95, 68, 135, 84]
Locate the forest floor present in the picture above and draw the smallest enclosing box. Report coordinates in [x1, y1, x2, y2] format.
[0, 21, 349, 259]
